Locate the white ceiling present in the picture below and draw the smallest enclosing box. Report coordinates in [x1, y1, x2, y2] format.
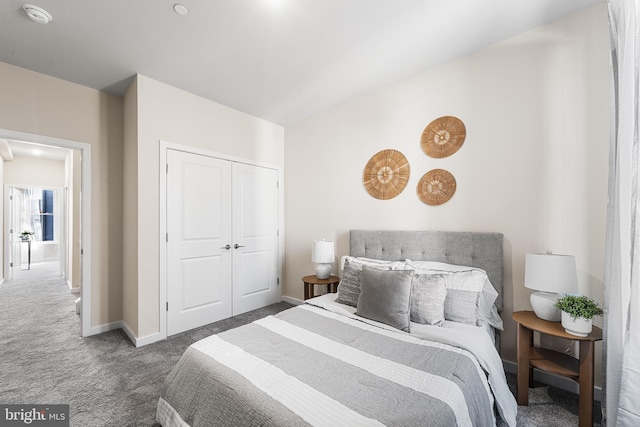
[0, 0, 603, 126]
[1, 139, 70, 161]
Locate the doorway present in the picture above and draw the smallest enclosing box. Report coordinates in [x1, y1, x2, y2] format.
[0, 128, 92, 337]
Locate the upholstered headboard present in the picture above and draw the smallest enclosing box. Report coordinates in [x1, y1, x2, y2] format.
[349, 230, 504, 311]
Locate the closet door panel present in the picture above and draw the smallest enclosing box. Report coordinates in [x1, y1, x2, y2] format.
[166, 149, 232, 336]
[232, 163, 279, 315]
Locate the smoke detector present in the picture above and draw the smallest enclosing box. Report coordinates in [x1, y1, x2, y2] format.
[22, 4, 53, 24]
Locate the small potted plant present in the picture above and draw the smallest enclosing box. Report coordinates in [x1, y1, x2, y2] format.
[554, 294, 603, 337]
[19, 230, 34, 241]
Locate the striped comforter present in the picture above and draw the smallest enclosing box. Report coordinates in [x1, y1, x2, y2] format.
[157, 303, 517, 427]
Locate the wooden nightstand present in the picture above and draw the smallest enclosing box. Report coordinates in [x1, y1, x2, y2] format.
[512, 310, 602, 427]
[301, 275, 340, 300]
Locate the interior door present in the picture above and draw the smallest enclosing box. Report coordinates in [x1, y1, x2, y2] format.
[166, 149, 232, 336]
[232, 162, 280, 315]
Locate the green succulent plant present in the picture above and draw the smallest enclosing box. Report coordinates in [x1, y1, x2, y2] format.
[554, 294, 603, 320]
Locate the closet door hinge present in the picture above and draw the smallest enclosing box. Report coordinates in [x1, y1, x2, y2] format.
[277, 278, 280, 286]
[166, 164, 169, 174]
[166, 233, 169, 242]
[166, 302, 169, 311]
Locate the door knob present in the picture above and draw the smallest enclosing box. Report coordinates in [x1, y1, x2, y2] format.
[234, 244, 246, 249]
[222, 244, 231, 250]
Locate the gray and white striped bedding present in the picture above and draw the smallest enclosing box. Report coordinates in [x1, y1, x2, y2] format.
[156, 303, 517, 427]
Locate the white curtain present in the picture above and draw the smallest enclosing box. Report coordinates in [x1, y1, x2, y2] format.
[604, 0, 640, 425]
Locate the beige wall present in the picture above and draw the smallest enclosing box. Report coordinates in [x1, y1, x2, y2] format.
[284, 4, 609, 384]
[0, 61, 124, 328]
[130, 75, 285, 338]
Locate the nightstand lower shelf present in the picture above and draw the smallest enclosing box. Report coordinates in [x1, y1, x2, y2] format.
[529, 348, 579, 381]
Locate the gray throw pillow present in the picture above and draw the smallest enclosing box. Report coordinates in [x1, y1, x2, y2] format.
[356, 266, 414, 332]
[410, 273, 447, 326]
[335, 258, 389, 307]
[334, 258, 363, 307]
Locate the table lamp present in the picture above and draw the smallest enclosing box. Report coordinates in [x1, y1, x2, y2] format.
[524, 252, 578, 321]
[312, 240, 334, 280]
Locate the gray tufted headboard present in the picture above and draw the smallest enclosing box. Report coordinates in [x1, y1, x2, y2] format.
[349, 230, 504, 311]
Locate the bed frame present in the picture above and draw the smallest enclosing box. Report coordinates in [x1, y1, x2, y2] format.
[349, 230, 504, 349]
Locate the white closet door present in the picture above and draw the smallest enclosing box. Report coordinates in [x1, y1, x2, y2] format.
[232, 162, 280, 315]
[166, 149, 232, 336]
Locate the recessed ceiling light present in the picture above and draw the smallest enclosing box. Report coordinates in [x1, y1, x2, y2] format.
[173, 4, 189, 16]
[22, 4, 53, 24]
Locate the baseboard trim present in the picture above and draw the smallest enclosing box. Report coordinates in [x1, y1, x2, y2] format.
[87, 320, 123, 336]
[502, 360, 602, 401]
[119, 321, 164, 348]
[68, 281, 80, 294]
[281, 295, 303, 306]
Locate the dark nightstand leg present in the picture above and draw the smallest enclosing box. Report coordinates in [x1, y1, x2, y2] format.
[578, 340, 595, 427]
[303, 283, 310, 300]
[309, 284, 315, 299]
[516, 322, 531, 405]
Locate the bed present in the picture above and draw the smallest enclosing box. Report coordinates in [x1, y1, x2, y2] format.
[156, 230, 517, 427]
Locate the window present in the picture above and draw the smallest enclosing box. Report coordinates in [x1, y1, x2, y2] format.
[19, 188, 56, 242]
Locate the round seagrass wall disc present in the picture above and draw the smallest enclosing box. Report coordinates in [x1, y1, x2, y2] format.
[417, 169, 456, 205]
[363, 149, 410, 200]
[420, 116, 466, 158]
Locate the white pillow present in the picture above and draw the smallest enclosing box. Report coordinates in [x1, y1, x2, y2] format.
[340, 255, 406, 271]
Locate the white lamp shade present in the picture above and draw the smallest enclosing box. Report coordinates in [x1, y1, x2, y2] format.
[524, 253, 578, 294]
[311, 240, 334, 264]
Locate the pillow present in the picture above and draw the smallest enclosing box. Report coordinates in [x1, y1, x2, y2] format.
[411, 261, 502, 328]
[441, 269, 486, 325]
[405, 260, 493, 326]
[335, 257, 403, 307]
[409, 273, 448, 326]
[356, 266, 413, 332]
[404, 259, 503, 329]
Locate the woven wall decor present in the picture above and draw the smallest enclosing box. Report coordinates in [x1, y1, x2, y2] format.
[421, 116, 466, 158]
[417, 169, 456, 206]
[363, 149, 410, 200]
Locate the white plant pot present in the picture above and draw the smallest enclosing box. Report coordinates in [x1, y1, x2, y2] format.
[561, 311, 592, 337]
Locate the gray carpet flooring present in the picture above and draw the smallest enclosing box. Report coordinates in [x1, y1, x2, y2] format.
[0, 262, 601, 426]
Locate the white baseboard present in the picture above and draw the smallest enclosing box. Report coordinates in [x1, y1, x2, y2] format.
[87, 320, 123, 336]
[502, 360, 602, 401]
[119, 321, 164, 347]
[282, 295, 303, 306]
[68, 281, 80, 294]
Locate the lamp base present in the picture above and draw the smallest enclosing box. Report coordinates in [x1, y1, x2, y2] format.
[530, 291, 561, 321]
[315, 263, 331, 280]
